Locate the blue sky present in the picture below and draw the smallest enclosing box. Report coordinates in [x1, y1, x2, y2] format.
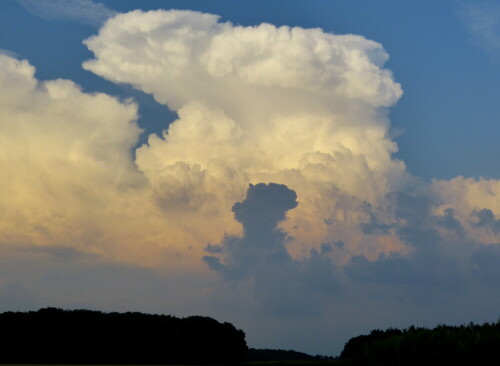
[1, 0, 500, 356]
[2, 0, 500, 180]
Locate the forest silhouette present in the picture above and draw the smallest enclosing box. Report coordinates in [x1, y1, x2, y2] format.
[0, 308, 499, 365]
[0, 308, 247, 364]
[339, 321, 500, 365]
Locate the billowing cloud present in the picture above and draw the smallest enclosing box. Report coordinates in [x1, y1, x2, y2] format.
[0, 54, 170, 266]
[83, 9, 408, 263]
[2, 7, 500, 354]
[0, 52, 246, 268]
[17, 0, 117, 27]
[4, 7, 500, 297]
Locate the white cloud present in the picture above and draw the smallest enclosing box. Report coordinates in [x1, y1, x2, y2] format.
[5, 8, 500, 288]
[83, 9, 408, 262]
[0, 54, 156, 265]
[17, 0, 117, 27]
[3, 8, 500, 354]
[0, 53, 252, 268]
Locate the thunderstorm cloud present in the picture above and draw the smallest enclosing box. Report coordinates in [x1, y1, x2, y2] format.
[1, 7, 500, 353]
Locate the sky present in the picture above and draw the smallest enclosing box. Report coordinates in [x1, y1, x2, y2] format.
[1, 0, 500, 356]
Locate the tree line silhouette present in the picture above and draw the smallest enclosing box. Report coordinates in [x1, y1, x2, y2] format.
[0, 308, 247, 364]
[2, 308, 498, 365]
[339, 321, 500, 365]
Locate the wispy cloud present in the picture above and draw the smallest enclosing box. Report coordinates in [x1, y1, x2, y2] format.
[0, 49, 21, 58]
[458, 1, 500, 53]
[17, 0, 118, 28]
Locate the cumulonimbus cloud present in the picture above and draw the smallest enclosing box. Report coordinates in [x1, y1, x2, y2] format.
[83, 9, 410, 262]
[2, 8, 500, 321]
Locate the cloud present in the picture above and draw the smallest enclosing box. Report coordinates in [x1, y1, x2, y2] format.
[203, 183, 299, 281]
[0, 49, 21, 58]
[472, 209, 500, 234]
[458, 1, 500, 54]
[27, 245, 100, 262]
[204, 183, 340, 317]
[0, 54, 166, 266]
[83, 10, 402, 108]
[3, 7, 500, 353]
[17, 0, 117, 27]
[0, 52, 253, 269]
[83, 9, 408, 264]
[346, 179, 500, 292]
